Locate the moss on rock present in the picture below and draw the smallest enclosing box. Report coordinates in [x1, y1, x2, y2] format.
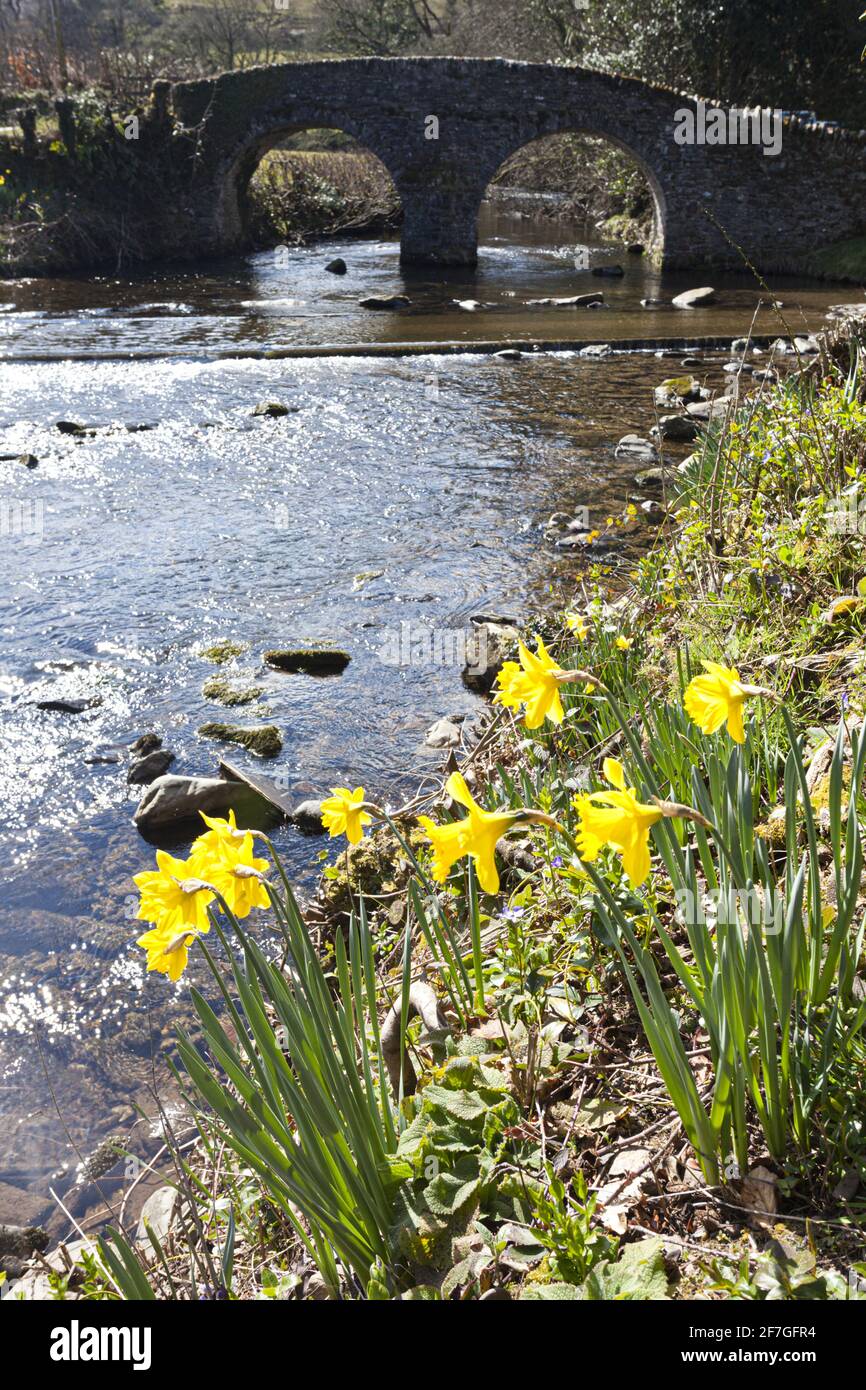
[198, 722, 283, 758]
[202, 674, 264, 706]
[200, 639, 249, 665]
[264, 646, 351, 675]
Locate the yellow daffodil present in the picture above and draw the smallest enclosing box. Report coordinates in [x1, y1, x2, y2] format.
[494, 635, 566, 729]
[194, 807, 247, 859]
[321, 786, 372, 845]
[418, 771, 520, 893]
[134, 850, 214, 934]
[615, 635, 633, 651]
[565, 612, 590, 641]
[201, 834, 271, 919]
[684, 661, 762, 744]
[574, 758, 663, 887]
[136, 923, 201, 982]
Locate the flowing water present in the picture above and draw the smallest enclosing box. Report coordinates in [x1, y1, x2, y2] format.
[0, 205, 851, 1236]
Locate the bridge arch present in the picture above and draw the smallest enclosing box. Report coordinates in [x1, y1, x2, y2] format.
[477, 129, 667, 261]
[218, 121, 404, 248]
[231, 125, 402, 245]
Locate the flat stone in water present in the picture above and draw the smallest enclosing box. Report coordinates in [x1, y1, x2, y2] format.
[264, 647, 350, 675]
[36, 696, 100, 714]
[198, 722, 283, 758]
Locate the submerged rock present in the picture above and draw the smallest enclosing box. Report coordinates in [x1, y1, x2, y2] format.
[591, 265, 624, 277]
[325, 257, 347, 275]
[198, 722, 283, 758]
[264, 647, 350, 675]
[202, 674, 263, 706]
[127, 748, 176, 785]
[200, 639, 249, 665]
[494, 348, 522, 360]
[133, 774, 245, 830]
[36, 696, 100, 714]
[359, 295, 410, 310]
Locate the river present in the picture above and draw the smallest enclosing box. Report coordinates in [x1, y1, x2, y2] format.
[0, 205, 849, 1238]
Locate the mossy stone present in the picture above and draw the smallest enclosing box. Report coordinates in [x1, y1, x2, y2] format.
[198, 722, 282, 758]
[264, 647, 351, 675]
[200, 639, 249, 665]
[202, 674, 263, 706]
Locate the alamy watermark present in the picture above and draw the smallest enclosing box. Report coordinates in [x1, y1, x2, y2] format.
[675, 885, 786, 935]
[0, 498, 43, 541]
[825, 492, 866, 535]
[379, 621, 488, 671]
[674, 101, 783, 158]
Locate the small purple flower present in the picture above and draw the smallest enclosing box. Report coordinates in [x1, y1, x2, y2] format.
[841, 690, 850, 711]
[503, 906, 524, 922]
[552, 856, 564, 868]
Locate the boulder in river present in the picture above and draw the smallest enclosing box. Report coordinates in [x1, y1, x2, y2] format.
[579, 344, 612, 358]
[133, 774, 247, 831]
[292, 799, 327, 834]
[359, 295, 410, 310]
[425, 715, 463, 749]
[55, 420, 90, 435]
[494, 348, 522, 360]
[591, 265, 624, 278]
[198, 722, 283, 758]
[671, 287, 716, 308]
[685, 398, 735, 423]
[525, 293, 603, 307]
[325, 257, 347, 275]
[651, 414, 700, 442]
[0, 452, 38, 468]
[633, 466, 674, 488]
[127, 748, 176, 785]
[615, 435, 658, 461]
[252, 401, 295, 418]
[131, 732, 162, 755]
[264, 646, 350, 675]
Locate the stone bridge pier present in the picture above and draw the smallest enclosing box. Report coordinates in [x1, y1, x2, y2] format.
[168, 57, 866, 271]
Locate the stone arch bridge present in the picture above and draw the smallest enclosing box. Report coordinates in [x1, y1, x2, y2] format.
[165, 57, 866, 269]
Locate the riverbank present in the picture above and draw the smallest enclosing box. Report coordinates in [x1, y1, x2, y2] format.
[10, 313, 866, 1302]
